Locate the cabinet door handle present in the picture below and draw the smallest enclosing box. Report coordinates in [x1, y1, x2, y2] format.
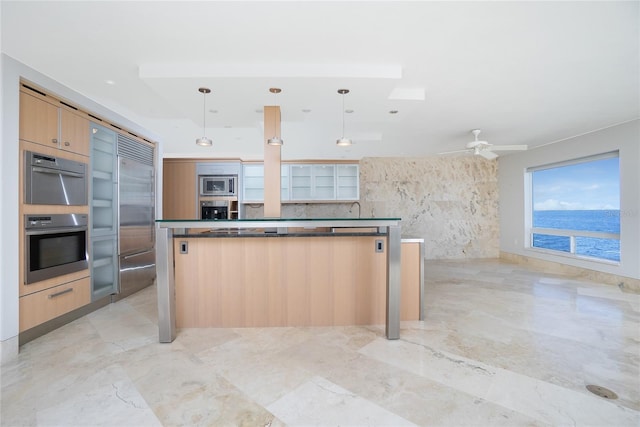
[64, 141, 71, 146]
[48, 288, 73, 299]
[52, 138, 58, 144]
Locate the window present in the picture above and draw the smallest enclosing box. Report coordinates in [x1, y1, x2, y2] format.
[527, 152, 620, 262]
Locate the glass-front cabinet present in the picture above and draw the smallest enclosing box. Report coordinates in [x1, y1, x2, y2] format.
[337, 164, 359, 200]
[242, 162, 358, 203]
[89, 123, 118, 300]
[242, 164, 264, 202]
[242, 164, 290, 202]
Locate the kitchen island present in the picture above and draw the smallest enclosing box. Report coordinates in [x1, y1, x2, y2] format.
[156, 218, 406, 342]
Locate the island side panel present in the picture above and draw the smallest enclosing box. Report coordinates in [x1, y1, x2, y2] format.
[173, 235, 387, 328]
[400, 241, 421, 321]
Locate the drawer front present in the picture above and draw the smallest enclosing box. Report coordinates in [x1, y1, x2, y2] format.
[19, 277, 91, 332]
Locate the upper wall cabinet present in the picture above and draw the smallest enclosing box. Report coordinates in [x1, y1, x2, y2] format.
[336, 164, 359, 200]
[19, 89, 90, 157]
[242, 163, 358, 203]
[242, 164, 289, 203]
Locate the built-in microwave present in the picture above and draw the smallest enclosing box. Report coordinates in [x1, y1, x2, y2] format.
[200, 175, 237, 196]
[25, 151, 87, 206]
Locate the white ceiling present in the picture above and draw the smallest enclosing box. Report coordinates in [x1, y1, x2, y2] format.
[2, 1, 638, 160]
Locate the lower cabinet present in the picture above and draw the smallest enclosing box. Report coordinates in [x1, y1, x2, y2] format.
[19, 277, 91, 332]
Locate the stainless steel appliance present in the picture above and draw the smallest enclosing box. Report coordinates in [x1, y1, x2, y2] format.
[115, 135, 156, 301]
[25, 151, 87, 205]
[201, 200, 229, 220]
[25, 214, 88, 284]
[200, 175, 237, 196]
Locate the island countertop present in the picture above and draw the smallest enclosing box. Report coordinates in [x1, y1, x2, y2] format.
[156, 217, 401, 229]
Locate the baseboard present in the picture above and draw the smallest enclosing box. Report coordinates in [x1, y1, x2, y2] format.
[500, 251, 640, 294]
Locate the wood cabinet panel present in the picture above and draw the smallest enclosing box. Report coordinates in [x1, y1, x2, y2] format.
[162, 160, 197, 219]
[401, 242, 421, 320]
[19, 91, 90, 157]
[19, 277, 91, 332]
[60, 108, 90, 156]
[19, 91, 59, 148]
[174, 236, 388, 328]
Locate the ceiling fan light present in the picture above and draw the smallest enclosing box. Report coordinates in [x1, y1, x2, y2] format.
[267, 136, 284, 146]
[336, 137, 352, 146]
[196, 136, 213, 147]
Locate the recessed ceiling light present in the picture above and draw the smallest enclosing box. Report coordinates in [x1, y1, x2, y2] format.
[209, 109, 218, 113]
[105, 80, 115, 85]
[345, 109, 354, 114]
[389, 110, 399, 114]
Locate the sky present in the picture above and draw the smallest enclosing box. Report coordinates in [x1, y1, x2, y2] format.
[532, 157, 620, 211]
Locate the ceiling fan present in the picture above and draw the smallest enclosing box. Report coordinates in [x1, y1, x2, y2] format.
[439, 129, 527, 160]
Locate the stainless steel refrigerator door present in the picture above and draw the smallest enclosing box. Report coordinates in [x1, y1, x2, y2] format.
[118, 157, 155, 255]
[117, 249, 156, 299]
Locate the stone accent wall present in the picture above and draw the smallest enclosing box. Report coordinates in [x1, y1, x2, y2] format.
[244, 156, 499, 259]
[359, 156, 499, 259]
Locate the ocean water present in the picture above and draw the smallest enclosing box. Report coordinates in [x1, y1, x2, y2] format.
[532, 210, 620, 261]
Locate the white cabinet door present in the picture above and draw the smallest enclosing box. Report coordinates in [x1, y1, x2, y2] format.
[242, 164, 264, 202]
[312, 164, 336, 200]
[290, 165, 313, 200]
[280, 164, 290, 201]
[337, 164, 359, 200]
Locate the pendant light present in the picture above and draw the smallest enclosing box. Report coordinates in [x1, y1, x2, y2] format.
[267, 88, 284, 146]
[336, 89, 352, 146]
[195, 87, 213, 147]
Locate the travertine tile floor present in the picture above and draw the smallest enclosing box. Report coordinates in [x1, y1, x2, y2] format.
[2, 259, 639, 426]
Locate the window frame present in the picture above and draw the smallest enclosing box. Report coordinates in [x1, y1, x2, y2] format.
[524, 151, 621, 264]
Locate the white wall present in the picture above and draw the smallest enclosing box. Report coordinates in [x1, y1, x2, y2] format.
[499, 120, 640, 280]
[0, 54, 162, 363]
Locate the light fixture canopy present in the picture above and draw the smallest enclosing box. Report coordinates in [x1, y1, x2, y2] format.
[336, 89, 352, 146]
[267, 88, 284, 146]
[195, 87, 213, 147]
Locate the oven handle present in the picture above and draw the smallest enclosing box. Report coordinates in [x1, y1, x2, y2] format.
[32, 166, 84, 178]
[25, 226, 87, 236]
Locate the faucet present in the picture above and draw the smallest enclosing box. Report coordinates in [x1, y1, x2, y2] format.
[349, 201, 361, 218]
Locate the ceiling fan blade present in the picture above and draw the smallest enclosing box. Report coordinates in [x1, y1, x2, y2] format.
[490, 144, 528, 151]
[437, 149, 470, 155]
[479, 150, 499, 160]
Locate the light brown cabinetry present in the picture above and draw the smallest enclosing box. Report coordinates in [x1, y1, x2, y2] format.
[401, 241, 421, 320]
[162, 159, 197, 219]
[19, 277, 91, 332]
[19, 90, 90, 157]
[174, 235, 388, 328]
[60, 108, 90, 156]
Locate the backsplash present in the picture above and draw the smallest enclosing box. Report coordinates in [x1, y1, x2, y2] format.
[244, 156, 499, 259]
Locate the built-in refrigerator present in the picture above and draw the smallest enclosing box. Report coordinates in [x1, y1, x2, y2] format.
[114, 134, 156, 301]
[90, 129, 156, 302]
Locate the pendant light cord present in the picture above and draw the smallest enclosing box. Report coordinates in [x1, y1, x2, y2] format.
[341, 93, 345, 138]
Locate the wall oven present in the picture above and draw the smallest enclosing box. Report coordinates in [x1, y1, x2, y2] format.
[200, 175, 237, 197]
[25, 151, 87, 205]
[201, 201, 229, 220]
[25, 214, 88, 284]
